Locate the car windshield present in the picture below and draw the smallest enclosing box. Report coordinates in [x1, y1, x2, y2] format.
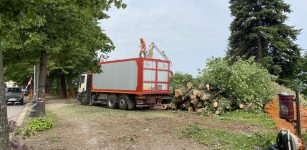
[6, 88, 21, 93]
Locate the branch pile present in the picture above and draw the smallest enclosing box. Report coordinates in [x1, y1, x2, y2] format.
[167, 82, 231, 115]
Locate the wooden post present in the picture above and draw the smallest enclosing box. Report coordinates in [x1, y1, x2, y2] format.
[295, 91, 301, 138]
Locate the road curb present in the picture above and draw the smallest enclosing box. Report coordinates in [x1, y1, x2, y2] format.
[16, 103, 30, 126]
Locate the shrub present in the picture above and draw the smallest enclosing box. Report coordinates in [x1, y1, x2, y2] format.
[200, 57, 274, 112]
[19, 117, 55, 139]
[171, 72, 193, 89]
[29, 117, 54, 131]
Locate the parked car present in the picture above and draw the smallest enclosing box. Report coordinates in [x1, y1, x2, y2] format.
[5, 87, 25, 105]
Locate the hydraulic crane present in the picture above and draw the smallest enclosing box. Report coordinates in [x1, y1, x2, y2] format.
[147, 42, 170, 61]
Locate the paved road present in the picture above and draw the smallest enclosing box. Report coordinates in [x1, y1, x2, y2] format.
[7, 103, 26, 121]
[7, 96, 28, 122]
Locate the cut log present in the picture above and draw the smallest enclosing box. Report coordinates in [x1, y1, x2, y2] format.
[174, 87, 188, 98]
[239, 104, 245, 109]
[186, 82, 193, 90]
[187, 89, 198, 100]
[198, 91, 212, 101]
[195, 107, 203, 113]
[188, 107, 194, 112]
[191, 98, 200, 106]
[213, 101, 219, 108]
[196, 101, 204, 108]
[183, 101, 192, 110]
[215, 105, 225, 115]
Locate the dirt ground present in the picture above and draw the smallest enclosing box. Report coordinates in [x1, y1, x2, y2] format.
[19, 98, 275, 150]
[265, 99, 307, 134]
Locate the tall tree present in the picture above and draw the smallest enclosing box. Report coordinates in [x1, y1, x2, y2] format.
[227, 0, 301, 80]
[0, 48, 9, 149]
[299, 52, 307, 95]
[1, 0, 126, 117]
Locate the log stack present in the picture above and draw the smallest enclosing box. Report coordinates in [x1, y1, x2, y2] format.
[168, 82, 225, 115]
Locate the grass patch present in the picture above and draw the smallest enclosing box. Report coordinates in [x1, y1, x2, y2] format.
[47, 136, 62, 143]
[17, 110, 56, 139]
[218, 110, 276, 129]
[181, 124, 275, 149]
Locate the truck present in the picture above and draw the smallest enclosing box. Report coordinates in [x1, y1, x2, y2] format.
[77, 58, 172, 110]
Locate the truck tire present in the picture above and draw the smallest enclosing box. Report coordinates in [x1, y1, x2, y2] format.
[127, 96, 136, 110]
[90, 94, 96, 105]
[107, 95, 118, 109]
[118, 95, 128, 110]
[81, 94, 89, 105]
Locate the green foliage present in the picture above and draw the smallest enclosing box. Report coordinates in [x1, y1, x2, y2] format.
[171, 72, 193, 89]
[18, 110, 55, 139]
[29, 117, 54, 131]
[298, 53, 307, 95]
[227, 0, 302, 81]
[181, 124, 275, 149]
[200, 57, 274, 112]
[19, 117, 54, 139]
[0, 0, 126, 92]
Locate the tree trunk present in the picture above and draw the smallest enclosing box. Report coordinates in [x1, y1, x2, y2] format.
[56, 77, 61, 97]
[60, 74, 67, 98]
[257, 31, 263, 61]
[0, 48, 10, 149]
[35, 50, 48, 118]
[46, 77, 52, 95]
[67, 74, 74, 98]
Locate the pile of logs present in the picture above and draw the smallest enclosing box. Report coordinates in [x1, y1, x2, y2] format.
[167, 82, 225, 115]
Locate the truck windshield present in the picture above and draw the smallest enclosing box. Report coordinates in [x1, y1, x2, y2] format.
[6, 88, 21, 93]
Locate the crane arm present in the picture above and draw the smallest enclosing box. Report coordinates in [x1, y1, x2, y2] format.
[149, 42, 170, 61]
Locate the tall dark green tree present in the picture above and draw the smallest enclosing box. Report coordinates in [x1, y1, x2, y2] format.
[299, 52, 307, 95]
[227, 0, 301, 80]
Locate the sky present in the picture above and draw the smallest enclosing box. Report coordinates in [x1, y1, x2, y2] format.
[100, 0, 307, 76]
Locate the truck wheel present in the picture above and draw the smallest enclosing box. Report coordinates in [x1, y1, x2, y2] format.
[127, 97, 136, 110]
[107, 95, 118, 109]
[90, 94, 96, 105]
[81, 94, 89, 105]
[118, 95, 128, 110]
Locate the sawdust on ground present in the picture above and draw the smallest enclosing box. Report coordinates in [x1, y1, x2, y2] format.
[265, 99, 307, 134]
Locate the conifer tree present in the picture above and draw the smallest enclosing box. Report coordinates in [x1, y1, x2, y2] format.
[228, 0, 301, 80]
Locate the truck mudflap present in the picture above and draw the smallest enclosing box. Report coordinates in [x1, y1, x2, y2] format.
[135, 95, 171, 108]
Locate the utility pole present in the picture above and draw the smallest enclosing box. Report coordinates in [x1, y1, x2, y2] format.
[30, 64, 39, 117]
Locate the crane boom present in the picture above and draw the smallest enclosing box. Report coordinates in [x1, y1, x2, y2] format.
[148, 42, 170, 61]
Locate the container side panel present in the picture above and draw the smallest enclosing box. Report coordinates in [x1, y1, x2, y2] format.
[157, 71, 168, 82]
[158, 62, 168, 70]
[143, 70, 156, 81]
[93, 61, 138, 91]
